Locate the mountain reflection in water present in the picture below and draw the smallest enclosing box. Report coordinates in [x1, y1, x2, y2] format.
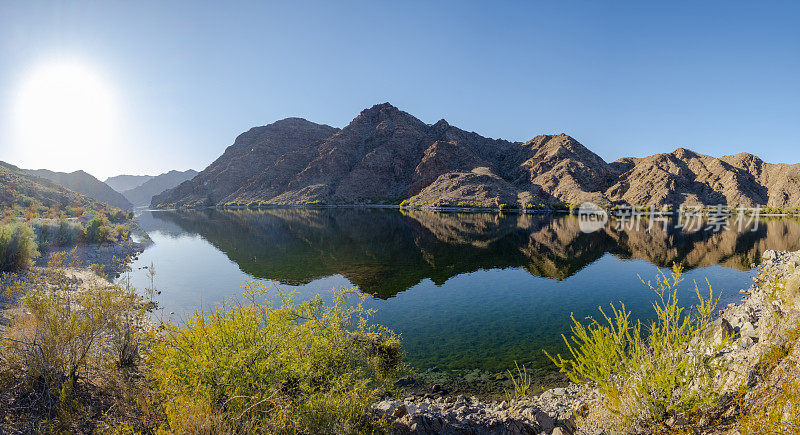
[131, 208, 800, 372]
[136, 208, 799, 297]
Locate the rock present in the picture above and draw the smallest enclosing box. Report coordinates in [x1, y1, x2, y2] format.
[392, 404, 408, 418]
[739, 335, 754, 350]
[740, 321, 757, 338]
[395, 376, 415, 387]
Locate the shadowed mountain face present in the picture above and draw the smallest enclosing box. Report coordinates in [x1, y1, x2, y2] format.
[121, 169, 198, 206]
[142, 209, 800, 298]
[152, 103, 800, 209]
[105, 174, 154, 192]
[24, 168, 132, 209]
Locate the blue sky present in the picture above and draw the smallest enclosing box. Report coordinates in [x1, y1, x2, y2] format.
[1, 1, 798, 179]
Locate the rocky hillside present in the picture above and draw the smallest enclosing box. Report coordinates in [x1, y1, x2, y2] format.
[25, 168, 132, 209]
[152, 103, 800, 209]
[104, 174, 154, 192]
[0, 161, 114, 211]
[121, 169, 197, 206]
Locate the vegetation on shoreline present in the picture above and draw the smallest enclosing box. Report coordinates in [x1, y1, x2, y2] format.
[546, 265, 732, 431]
[0, 251, 403, 433]
[151, 286, 402, 433]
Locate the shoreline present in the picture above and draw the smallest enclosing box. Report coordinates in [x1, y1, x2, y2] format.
[375, 249, 800, 434]
[147, 203, 800, 217]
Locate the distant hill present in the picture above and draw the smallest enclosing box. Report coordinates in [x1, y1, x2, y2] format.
[105, 174, 154, 192]
[25, 169, 133, 209]
[121, 169, 198, 206]
[0, 161, 111, 211]
[152, 103, 800, 209]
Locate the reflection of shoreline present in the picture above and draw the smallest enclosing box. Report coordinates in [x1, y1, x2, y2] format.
[137, 209, 800, 297]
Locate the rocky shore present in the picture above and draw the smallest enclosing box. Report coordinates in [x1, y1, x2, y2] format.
[33, 239, 146, 278]
[374, 249, 800, 434]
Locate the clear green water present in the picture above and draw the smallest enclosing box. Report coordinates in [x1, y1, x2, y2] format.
[128, 208, 800, 373]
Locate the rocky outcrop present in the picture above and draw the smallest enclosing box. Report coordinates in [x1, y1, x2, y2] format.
[152, 103, 800, 209]
[372, 388, 582, 434]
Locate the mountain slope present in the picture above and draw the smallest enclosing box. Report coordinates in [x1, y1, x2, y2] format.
[721, 153, 800, 207]
[605, 148, 769, 207]
[0, 161, 113, 211]
[25, 169, 133, 209]
[153, 118, 339, 207]
[153, 104, 612, 208]
[121, 169, 198, 206]
[105, 174, 154, 192]
[152, 103, 800, 209]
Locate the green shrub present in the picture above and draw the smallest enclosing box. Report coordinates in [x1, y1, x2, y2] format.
[504, 361, 533, 404]
[85, 215, 112, 243]
[0, 222, 39, 271]
[148, 284, 402, 433]
[58, 220, 84, 246]
[546, 264, 730, 431]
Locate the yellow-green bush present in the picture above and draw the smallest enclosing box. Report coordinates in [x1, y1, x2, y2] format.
[84, 215, 112, 243]
[547, 264, 730, 431]
[0, 222, 39, 271]
[0, 252, 157, 431]
[148, 283, 402, 433]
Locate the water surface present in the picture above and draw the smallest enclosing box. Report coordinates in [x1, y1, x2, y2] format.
[128, 209, 800, 373]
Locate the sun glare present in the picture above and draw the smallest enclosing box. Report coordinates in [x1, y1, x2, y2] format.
[11, 60, 119, 173]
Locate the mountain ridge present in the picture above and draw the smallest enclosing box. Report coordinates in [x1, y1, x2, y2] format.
[152, 103, 800, 209]
[25, 168, 133, 209]
[121, 169, 198, 206]
[105, 174, 155, 192]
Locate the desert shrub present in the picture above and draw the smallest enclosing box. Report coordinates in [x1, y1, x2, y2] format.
[148, 283, 402, 433]
[112, 224, 129, 242]
[0, 222, 39, 271]
[504, 361, 533, 404]
[107, 209, 131, 223]
[546, 264, 730, 431]
[57, 220, 84, 246]
[0, 252, 158, 431]
[85, 215, 112, 243]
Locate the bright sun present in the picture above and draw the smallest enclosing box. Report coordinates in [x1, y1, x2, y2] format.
[11, 60, 119, 173]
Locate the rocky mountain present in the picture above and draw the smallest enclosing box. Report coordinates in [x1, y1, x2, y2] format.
[0, 161, 115, 211]
[25, 169, 132, 209]
[104, 174, 154, 192]
[121, 169, 198, 206]
[152, 103, 800, 209]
